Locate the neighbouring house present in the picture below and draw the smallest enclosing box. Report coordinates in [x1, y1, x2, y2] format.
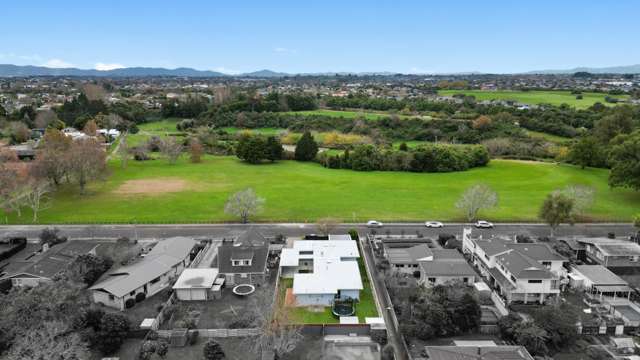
[173, 268, 220, 301]
[573, 237, 640, 268]
[217, 228, 269, 286]
[384, 243, 433, 275]
[423, 345, 534, 360]
[418, 249, 477, 286]
[570, 265, 631, 300]
[280, 237, 362, 306]
[90, 237, 198, 310]
[1, 240, 100, 288]
[462, 228, 565, 304]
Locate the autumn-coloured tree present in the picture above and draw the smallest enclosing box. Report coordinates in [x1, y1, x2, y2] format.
[83, 119, 98, 136]
[66, 138, 107, 194]
[472, 115, 493, 130]
[189, 139, 204, 163]
[82, 83, 107, 102]
[31, 129, 72, 185]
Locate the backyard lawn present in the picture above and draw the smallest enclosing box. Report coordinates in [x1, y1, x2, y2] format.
[438, 90, 629, 109]
[5, 156, 639, 224]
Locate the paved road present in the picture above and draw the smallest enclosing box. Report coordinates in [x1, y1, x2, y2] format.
[0, 223, 635, 241]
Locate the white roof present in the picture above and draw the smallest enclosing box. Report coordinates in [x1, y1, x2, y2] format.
[453, 340, 497, 347]
[280, 240, 360, 267]
[293, 257, 363, 295]
[173, 268, 219, 289]
[140, 318, 156, 329]
[283, 239, 363, 295]
[474, 282, 491, 292]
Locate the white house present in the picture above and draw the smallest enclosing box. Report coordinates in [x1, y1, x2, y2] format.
[173, 268, 220, 301]
[570, 265, 631, 300]
[280, 238, 362, 306]
[90, 237, 197, 310]
[462, 228, 565, 304]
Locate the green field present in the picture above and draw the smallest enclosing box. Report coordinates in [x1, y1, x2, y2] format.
[525, 130, 572, 143]
[128, 118, 182, 146]
[288, 109, 430, 121]
[5, 156, 639, 224]
[438, 90, 629, 109]
[221, 127, 286, 136]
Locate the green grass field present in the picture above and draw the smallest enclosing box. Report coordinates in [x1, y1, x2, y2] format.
[128, 118, 182, 146]
[525, 130, 572, 143]
[221, 127, 286, 136]
[288, 109, 431, 121]
[5, 156, 639, 224]
[438, 90, 629, 109]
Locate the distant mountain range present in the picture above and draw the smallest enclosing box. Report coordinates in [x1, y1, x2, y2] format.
[1, 63, 639, 78]
[526, 64, 640, 74]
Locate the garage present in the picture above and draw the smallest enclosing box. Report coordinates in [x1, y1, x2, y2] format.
[172, 268, 219, 301]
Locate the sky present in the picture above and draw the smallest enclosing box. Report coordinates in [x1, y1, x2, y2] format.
[1, 0, 639, 74]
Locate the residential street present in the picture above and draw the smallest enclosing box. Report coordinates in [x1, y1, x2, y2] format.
[0, 223, 635, 241]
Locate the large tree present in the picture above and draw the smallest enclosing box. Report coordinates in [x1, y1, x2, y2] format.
[265, 136, 284, 162]
[294, 131, 318, 161]
[66, 138, 107, 194]
[224, 188, 265, 223]
[608, 130, 640, 190]
[31, 128, 72, 186]
[593, 107, 633, 143]
[539, 192, 575, 237]
[568, 136, 605, 169]
[95, 313, 130, 355]
[455, 184, 498, 221]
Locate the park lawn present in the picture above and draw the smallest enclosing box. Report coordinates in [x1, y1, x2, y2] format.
[438, 90, 629, 109]
[392, 140, 430, 149]
[127, 118, 182, 146]
[6, 156, 640, 224]
[288, 109, 431, 121]
[221, 127, 287, 136]
[525, 130, 572, 144]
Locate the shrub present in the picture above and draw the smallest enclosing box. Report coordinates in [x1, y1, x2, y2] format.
[39, 227, 67, 246]
[135, 292, 146, 302]
[188, 330, 199, 345]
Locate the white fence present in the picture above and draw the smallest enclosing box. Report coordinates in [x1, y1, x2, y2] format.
[157, 328, 260, 338]
[491, 291, 509, 317]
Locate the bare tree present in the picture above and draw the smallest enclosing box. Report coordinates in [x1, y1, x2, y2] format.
[34, 109, 60, 129]
[66, 138, 107, 194]
[6, 182, 31, 218]
[82, 83, 107, 102]
[316, 217, 340, 236]
[244, 287, 303, 359]
[224, 188, 265, 223]
[455, 184, 498, 221]
[160, 136, 184, 164]
[118, 133, 130, 168]
[83, 119, 98, 136]
[24, 180, 51, 222]
[558, 185, 594, 216]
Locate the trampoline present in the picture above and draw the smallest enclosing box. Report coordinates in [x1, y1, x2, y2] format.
[232, 284, 256, 296]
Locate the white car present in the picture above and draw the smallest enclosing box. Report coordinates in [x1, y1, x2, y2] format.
[425, 221, 444, 228]
[366, 220, 384, 228]
[474, 220, 494, 229]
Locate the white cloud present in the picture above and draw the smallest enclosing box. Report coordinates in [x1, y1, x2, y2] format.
[42, 58, 74, 68]
[95, 62, 125, 71]
[274, 47, 297, 54]
[409, 67, 433, 74]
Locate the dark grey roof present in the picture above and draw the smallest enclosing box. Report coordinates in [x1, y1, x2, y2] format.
[386, 244, 433, 264]
[235, 227, 267, 247]
[419, 249, 476, 277]
[217, 244, 268, 274]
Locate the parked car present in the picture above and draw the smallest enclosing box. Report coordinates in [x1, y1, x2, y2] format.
[425, 221, 444, 228]
[366, 220, 384, 228]
[474, 220, 494, 229]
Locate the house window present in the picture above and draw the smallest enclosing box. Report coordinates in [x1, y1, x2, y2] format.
[130, 291, 135, 296]
[232, 260, 241, 266]
[510, 275, 516, 282]
[629, 256, 639, 262]
[109, 295, 115, 301]
[528, 280, 542, 284]
[484, 254, 489, 261]
[463, 277, 469, 283]
[542, 261, 551, 269]
[300, 251, 313, 255]
[243, 260, 251, 266]
[396, 264, 404, 268]
[428, 277, 436, 283]
[150, 276, 160, 284]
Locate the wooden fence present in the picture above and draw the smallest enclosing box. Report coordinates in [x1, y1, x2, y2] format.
[156, 328, 260, 338]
